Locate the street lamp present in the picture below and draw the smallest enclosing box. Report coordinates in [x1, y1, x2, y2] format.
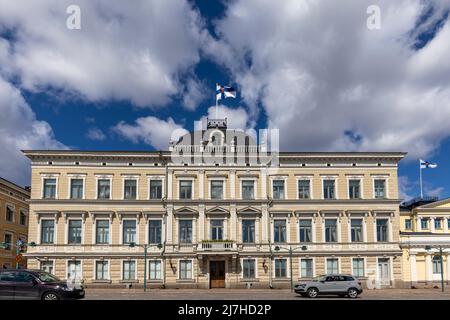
[274, 245, 308, 292]
[129, 242, 163, 292]
[425, 245, 445, 292]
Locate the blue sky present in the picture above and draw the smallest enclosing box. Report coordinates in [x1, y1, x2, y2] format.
[1, 0, 450, 201]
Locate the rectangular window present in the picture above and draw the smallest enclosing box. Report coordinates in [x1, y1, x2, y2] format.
[274, 259, 287, 278]
[148, 220, 162, 244]
[273, 220, 286, 243]
[376, 219, 389, 242]
[242, 259, 256, 279]
[43, 178, 56, 199]
[325, 219, 337, 242]
[124, 179, 137, 200]
[210, 180, 224, 200]
[96, 220, 110, 244]
[123, 220, 136, 244]
[405, 219, 412, 230]
[96, 261, 109, 280]
[41, 220, 54, 244]
[435, 218, 442, 230]
[179, 180, 192, 199]
[300, 259, 313, 278]
[40, 261, 54, 274]
[348, 179, 361, 199]
[97, 179, 111, 199]
[123, 261, 136, 280]
[3, 233, 12, 250]
[70, 179, 83, 199]
[149, 180, 163, 199]
[68, 220, 82, 244]
[242, 220, 255, 243]
[149, 260, 162, 280]
[350, 219, 363, 242]
[179, 260, 192, 279]
[326, 258, 339, 274]
[242, 180, 255, 200]
[298, 180, 310, 199]
[323, 180, 335, 199]
[272, 180, 285, 199]
[374, 179, 386, 198]
[433, 257, 442, 274]
[19, 210, 27, 226]
[299, 219, 312, 243]
[211, 220, 223, 241]
[421, 218, 429, 230]
[352, 258, 365, 277]
[6, 206, 14, 222]
[67, 260, 81, 280]
[179, 220, 193, 243]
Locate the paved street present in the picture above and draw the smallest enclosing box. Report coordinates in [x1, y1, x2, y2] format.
[84, 288, 450, 300]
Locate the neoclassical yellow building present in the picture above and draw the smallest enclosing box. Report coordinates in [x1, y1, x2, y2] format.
[23, 119, 406, 288]
[400, 197, 450, 288]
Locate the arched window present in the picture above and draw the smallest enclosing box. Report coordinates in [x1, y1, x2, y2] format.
[432, 255, 442, 274]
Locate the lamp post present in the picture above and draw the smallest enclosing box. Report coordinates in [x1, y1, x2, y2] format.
[425, 245, 445, 292]
[274, 245, 308, 292]
[129, 242, 163, 292]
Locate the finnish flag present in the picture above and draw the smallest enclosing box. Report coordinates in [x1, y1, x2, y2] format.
[420, 159, 437, 169]
[216, 84, 236, 101]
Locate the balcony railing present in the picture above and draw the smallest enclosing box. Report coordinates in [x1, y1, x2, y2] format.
[199, 241, 235, 251]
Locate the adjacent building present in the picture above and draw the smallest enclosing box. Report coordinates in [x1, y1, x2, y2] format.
[400, 197, 450, 288]
[23, 118, 406, 288]
[0, 177, 30, 269]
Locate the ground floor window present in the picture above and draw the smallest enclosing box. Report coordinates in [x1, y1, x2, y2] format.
[149, 260, 162, 280]
[67, 260, 81, 280]
[352, 258, 365, 277]
[326, 258, 339, 274]
[274, 259, 287, 278]
[433, 256, 442, 274]
[242, 259, 256, 279]
[300, 259, 313, 278]
[96, 261, 109, 280]
[123, 261, 136, 280]
[40, 261, 54, 274]
[179, 260, 192, 279]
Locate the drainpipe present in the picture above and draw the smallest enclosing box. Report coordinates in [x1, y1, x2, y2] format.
[266, 164, 273, 289]
[161, 151, 168, 288]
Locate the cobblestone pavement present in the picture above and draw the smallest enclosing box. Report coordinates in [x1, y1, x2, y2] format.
[84, 288, 450, 300]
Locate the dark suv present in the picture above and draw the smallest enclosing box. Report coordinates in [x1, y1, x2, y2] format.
[0, 269, 85, 300]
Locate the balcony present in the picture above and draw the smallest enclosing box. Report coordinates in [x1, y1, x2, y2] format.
[199, 241, 235, 252]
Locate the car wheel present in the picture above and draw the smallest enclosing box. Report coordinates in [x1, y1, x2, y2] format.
[347, 288, 359, 299]
[307, 287, 319, 298]
[42, 292, 60, 301]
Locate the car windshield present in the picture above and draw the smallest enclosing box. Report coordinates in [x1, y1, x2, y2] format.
[37, 272, 61, 283]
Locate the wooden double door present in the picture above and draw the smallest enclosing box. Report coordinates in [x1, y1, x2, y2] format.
[210, 260, 226, 288]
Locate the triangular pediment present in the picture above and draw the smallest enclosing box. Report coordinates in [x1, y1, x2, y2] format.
[206, 206, 229, 214]
[175, 207, 198, 215]
[238, 206, 261, 215]
[418, 197, 450, 209]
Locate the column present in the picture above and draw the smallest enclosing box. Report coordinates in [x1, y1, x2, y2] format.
[446, 253, 450, 282]
[261, 205, 268, 242]
[199, 204, 205, 241]
[363, 214, 368, 242]
[230, 170, 236, 199]
[166, 206, 173, 243]
[425, 253, 433, 283]
[430, 217, 435, 233]
[230, 205, 237, 241]
[167, 169, 173, 200]
[410, 253, 417, 283]
[416, 217, 422, 232]
[260, 168, 267, 200]
[199, 170, 204, 200]
[444, 218, 449, 233]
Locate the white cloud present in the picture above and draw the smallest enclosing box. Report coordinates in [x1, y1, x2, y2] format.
[0, 0, 209, 109]
[200, 105, 252, 131]
[0, 76, 67, 186]
[86, 127, 106, 141]
[398, 175, 416, 201]
[210, 0, 450, 158]
[112, 116, 188, 150]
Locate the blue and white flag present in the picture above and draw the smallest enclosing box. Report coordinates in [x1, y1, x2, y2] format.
[216, 84, 236, 101]
[420, 159, 437, 169]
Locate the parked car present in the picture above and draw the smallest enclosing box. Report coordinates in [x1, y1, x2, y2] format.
[0, 269, 85, 300]
[294, 274, 363, 298]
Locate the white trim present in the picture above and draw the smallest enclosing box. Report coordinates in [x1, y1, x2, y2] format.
[121, 259, 138, 281]
[148, 258, 164, 280]
[122, 176, 139, 200]
[372, 176, 389, 199]
[349, 217, 364, 243]
[297, 217, 315, 243]
[93, 218, 112, 245]
[93, 259, 111, 281]
[240, 178, 257, 200]
[296, 176, 313, 200]
[95, 175, 112, 200]
[270, 177, 288, 200]
[39, 217, 57, 245]
[351, 257, 366, 277]
[323, 218, 339, 243]
[178, 178, 195, 200]
[41, 174, 59, 199]
[147, 218, 164, 244]
[272, 217, 288, 243]
[66, 259, 83, 281]
[121, 218, 139, 245]
[321, 176, 338, 199]
[209, 178, 226, 200]
[67, 175, 86, 200]
[299, 257, 315, 278]
[148, 176, 165, 200]
[347, 177, 363, 200]
[325, 257, 341, 274]
[240, 257, 258, 279]
[178, 258, 194, 280]
[273, 257, 289, 279]
[65, 217, 84, 245]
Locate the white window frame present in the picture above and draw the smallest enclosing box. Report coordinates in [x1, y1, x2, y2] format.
[5, 203, 15, 223]
[351, 257, 366, 277]
[39, 218, 57, 245]
[240, 178, 257, 200]
[273, 257, 289, 278]
[374, 216, 391, 242]
[240, 218, 258, 243]
[41, 174, 59, 199]
[67, 175, 86, 200]
[270, 176, 288, 200]
[93, 218, 112, 245]
[349, 218, 365, 243]
[95, 175, 113, 200]
[325, 257, 341, 274]
[122, 176, 139, 200]
[148, 176, 165, 200]
[240, 257, 258, 279]
[178, 178, 195, 200]
[65, 218, 84, 245]
[147, 218, 164, 245]
[178, 218, 194, 244]
[66, 259, 83, 280]
[372, 176, 389, 199]
[298, 217, 315, 243]
[347, 176, 363, 200]
[299, 257, 315, 278]
[272, 217, 289, 243]
[321, 176, 338, 200]
[178, 259, 194, 280]
[148, 259, 163, 280]
[121, 259, 138, 281]
[93, 259, 111, 281]
[121, 218, 139, 245]
[323, 218, 340, 243]
[40, 260, 56, 274]
[296, 176, 313, 200]
[209, 178, 226, 200]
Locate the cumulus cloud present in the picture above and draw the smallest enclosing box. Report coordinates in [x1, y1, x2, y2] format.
[0, 76, 67, 186]
[209, 0, 450, 158]
[200, 105, 252, 131]
[112, 116, 188, 150]
[0, 0, 209, 109]
[86, 127, 106, 141]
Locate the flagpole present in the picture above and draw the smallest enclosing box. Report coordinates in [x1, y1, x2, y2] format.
[215, 83, 218, 118]
[419, 161, 423, 199]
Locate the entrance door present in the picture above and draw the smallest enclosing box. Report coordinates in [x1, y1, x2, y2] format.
[210, 261, 225, 288]
[377, 258, 390, 286]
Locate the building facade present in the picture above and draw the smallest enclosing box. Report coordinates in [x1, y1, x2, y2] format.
[400, 197, 450, 288]
[0, 177, 30, 269]
[24, 119, 406, 288]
